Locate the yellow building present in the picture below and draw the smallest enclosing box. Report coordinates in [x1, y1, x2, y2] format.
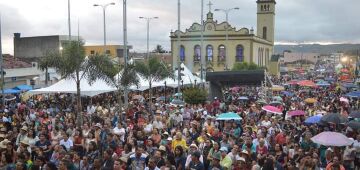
[84, 45, 132, 59]
[170, 0, 276, 74]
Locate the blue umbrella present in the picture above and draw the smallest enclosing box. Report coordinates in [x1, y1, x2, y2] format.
[305, 114, 323, 124]
[325, 77, 335, 82]
[14, 84, 33, 91]
[216, 112, 242, 121]
[316, 81, 331, 87]
[345, 91, 360, 98]
[3, 88, 21, 94]
[281, 91, 294, 97]
[342, 83, 357, 89]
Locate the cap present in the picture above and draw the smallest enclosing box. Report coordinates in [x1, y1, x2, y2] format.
[236, 155, 246, 162]
[190, 144, 198, 149]
[158, 145, 166, 152]
[220, 147, 228, 152]
[21, 126, 28, 131]
[167, 137, 173, 141]
[95, 123, 102, 128]
[241, 150, 249, 155]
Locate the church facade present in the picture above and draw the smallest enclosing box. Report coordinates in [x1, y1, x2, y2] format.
[170, 0, 276, 73]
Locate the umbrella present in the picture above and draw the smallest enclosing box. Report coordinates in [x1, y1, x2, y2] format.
[304, 98, 317, 104]
[339, 97, 349, 104]
[171, 99, 185, 106]
[14, 84, 33, 91]
[288, 110, 306, 116]
[342, 83, 357, 89]
[316, 81, 331, 87]
[272, 96, 283, 101]
[311, 132, 353, 146]
[298, 80, 317, 87]
[262, 105, 282, 114]
[238, 96, 249, 100]
[320, 113, 348, 124]
[287, 80, 298, 85]
[305, 114, 323, 124]
[3, 88, 21, 94]
[347, 121, 360, 130]
[345, 91, 360, 98]
[132, 95, 144, 100]
[174, 93, 182, 97]
[281, 91, 294, 97]
[256, 99, 267, 105]
[325, 77, 335, 82]
[271, 85, 285, 91]
[216, 112, 242, 121]
[349, 111, 360, 118]
[269, 101, 282, 105]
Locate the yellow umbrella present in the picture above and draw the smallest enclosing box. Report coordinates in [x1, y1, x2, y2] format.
[271, 85, 285, 91]
[21, 92, 32, 102]
[305, 98, 317, 104]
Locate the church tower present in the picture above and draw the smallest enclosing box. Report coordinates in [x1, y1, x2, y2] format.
[257, 0, 276, 44]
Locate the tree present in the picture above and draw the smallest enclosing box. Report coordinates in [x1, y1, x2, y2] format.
[153, 44, 166, 53]
[38, 52, 58, 86]
[232, 62, 264, 71]
[183, 87, 207, 105]
[135, 57, 173, 105]
[50, 40, 116, 126]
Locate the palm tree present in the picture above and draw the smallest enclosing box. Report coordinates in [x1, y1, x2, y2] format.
[135, 57, 173, 105]
[38, 52, 58, 86]
[50, 40, 117, 126]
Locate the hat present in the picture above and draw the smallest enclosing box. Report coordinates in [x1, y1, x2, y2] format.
[192, 151, 201, 158]
[190, 144, 198, 149]
[95, 123, 102, 128]
[174, 110, 180, 114]
[21, 126, 28, 131]
[167, 137, 173, 141]
[0, 134, 4, 138]
[0, 139, 10, 149]
[326, 148, 333, 152]
[212, 152, 221, 160]
[241, 150, 249, 155]
[158, 145, 166, 152]
[236, 156, 246, 162]
[119, 157, 128, 163]
[163, 131, 169, 136]
[155, 110, 162, 114]
[220, 147, 228, 152]
[20, 139, 29, 146]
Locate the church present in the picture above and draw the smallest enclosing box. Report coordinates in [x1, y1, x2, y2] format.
[170, 0, 276, 74]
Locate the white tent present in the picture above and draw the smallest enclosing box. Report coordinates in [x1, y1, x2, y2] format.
[29, 78, 117, 97]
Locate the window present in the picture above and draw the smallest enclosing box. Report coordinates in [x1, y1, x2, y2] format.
[206, 45, 213, 62]
[263, 27, 267, 40]
[236, 45, 244, 62]
[267, 5, 270, 11]
[194, 45, 201, 61]
[106, 50, 111, 54]
[180, 45, 185, 62]
[90, 50, 95, 55]
[261, 5, 263, 11]
[218, 45, 226, 62]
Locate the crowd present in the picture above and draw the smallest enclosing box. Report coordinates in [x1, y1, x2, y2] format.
[0, 67, 360, 170]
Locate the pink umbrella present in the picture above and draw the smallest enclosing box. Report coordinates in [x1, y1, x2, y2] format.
[311, 132, 354, 146]
[340, 97, 349, 104]
[262, 105, 282, 114]
[288, 110, 306, 116]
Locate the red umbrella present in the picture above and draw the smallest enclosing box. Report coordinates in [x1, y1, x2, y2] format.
[297, 80, 317, 87]
[288, 110, 306, 116]
[287, 80, 298, 85]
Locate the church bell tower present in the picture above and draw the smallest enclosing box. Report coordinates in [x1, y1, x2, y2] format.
[257, 0, 276, 44]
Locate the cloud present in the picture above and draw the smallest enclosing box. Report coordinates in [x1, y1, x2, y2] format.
[0, 0, 359, 55]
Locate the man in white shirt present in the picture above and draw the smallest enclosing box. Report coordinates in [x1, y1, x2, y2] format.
[152, 116, 164, 130]
[59, 133, 73, 151]
[113, 123, 126, 142]
[87, 103, 95, 115]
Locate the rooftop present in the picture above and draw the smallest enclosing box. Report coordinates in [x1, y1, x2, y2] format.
[2, 54, 32, 69]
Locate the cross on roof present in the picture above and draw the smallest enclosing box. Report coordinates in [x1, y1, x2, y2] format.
[207, 1, 213, 12]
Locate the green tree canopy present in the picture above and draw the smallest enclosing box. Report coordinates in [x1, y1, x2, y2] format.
[232, 62, 264, 71]
[183, 87, 208, 105]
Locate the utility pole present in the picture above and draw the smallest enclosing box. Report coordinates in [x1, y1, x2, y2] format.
[177, 0, 181, 93]
[123, 0, 129, 106]
[68, 0, 71, 41]
[0, 16, 4, 106]
[200, 0, 204, 86]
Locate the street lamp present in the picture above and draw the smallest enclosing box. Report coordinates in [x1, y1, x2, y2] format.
[139, 16, 159, 59]
[93, 2, 115, 55]
[164, 81, 167, 103]
[214, 7, 239, 67]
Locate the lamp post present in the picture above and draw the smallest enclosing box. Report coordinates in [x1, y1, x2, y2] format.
[68, 0, 71, 41]
[94, 2, 115, 55]
[195, 79, 197, 87]
[139, 16, 159, 59]
[122, 0, 129, 106]
[164, 81, 167, 103]
[0, 16, 4, 106]
[181, 80, 184, 89]
[214, 7, 239, 68]
[177, 0, 181, 93]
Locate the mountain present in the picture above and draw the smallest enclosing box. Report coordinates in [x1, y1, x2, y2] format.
[274, 44, 360, 55]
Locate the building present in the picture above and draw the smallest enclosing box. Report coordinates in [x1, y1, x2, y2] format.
[282, 52, 321, 64]
[170, 0, 276, 73]
[84, 45, 132, 59]
[13, 33, 80, 60]
[2, 55, 60, 89]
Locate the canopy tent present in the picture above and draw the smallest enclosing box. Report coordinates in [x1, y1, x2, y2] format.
[128, 63, 203, 91]
[29, 77, 117, 97]
[3, 88, 21, 94]
[14, 84, 33, 91]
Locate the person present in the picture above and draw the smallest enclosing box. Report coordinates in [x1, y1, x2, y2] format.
[219, 147, 232, 170]
[208, 152, 223, 170]
[145, 157, 160, 170]
[127, 146, 148, 170]
[185, 144, 204, 167]
[174, 145, 186, 170]
[233, 156, 246, 170]
[102, 149, 114, 170]
[59, 132, 73, 151]
[326, 156, 345, 170]
[172, 132, 187, 151]
[187, 151, 204, 170]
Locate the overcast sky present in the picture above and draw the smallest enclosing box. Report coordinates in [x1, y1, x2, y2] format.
[0, 0, 359, 54]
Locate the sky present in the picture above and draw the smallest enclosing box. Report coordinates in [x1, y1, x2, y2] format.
[0, 0, 359, 54]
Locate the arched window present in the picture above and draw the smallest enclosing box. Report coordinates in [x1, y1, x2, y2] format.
[218, 45, 226, 62]
[206, 45, 213, 62]
[180, 45, 185, 62]
[261, 5, 263, 11]
[194, 45, 201, 61]
[267, 5, 270, 11]
[263, 27, 267, 40]
[236, 45, 244, 62]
